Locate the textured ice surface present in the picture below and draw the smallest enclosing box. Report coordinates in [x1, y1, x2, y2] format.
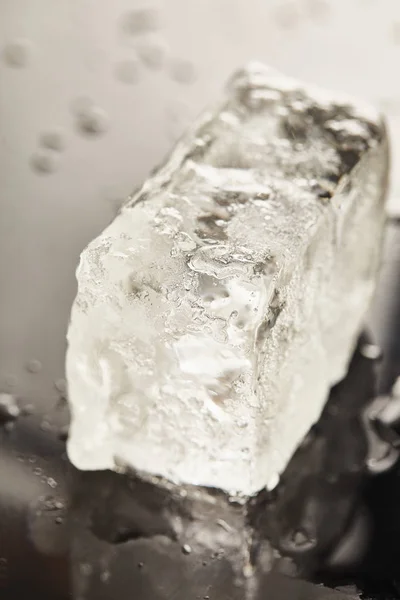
[66, 63, 389, 495]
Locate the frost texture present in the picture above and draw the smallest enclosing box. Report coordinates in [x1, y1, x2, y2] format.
[66, 63, 389, 495]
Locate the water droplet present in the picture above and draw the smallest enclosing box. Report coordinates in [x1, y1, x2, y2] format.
[169, 59, 197, 84]
[305, 0, 330, 21]
[47, 477, 57, 489]
[138, 561, 144, 568]
[2, 374, 17, 391]
[281, 528, 317, 553]
[80, 563, 93, 577]
[75, 105, 109, 137]
[33, 467, 43, 475]
[182, 544, 192, 555]
[26, 358, 42, 374]
[0, 393, 20, 424]
[360, 344, 382, 361]
[100, 570, 111, 582]
[55, 516, 63, 525]
[39, 130, 65, 152]
[393, 21, 400, 45]
[3, 39, 30, 68]
[273, 3, 301, 29]
[136, 38, 167, 69]
[54, 378, 67, 395]
[30, 150, 59, 174]
[58, 424, 69, 442]
[40, 420, 52, 432]
[115, 59, 141, 84]
[121, 8, 160, 36]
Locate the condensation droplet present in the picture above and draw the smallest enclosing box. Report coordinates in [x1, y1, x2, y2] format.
[305, 0, 330, 21]
[136, 38, 167, 70]
[169, 59, 197, 84]
[3, 374, 17, 390]
[360, 344, 382, 361]
[182, 544, 192, 555]
[100, 570, 111, 583]
[30, 150, 59, 175]
[75, 105, 109, 137]
[26, 359, 42, 374]
[39, 130, 65, 152]
[3, 39, 30, 68]
[273, 3, 301, 29]
[393, 21, 400, 45]
[121, 8, 160, 36]
[54, 378, 67, 395]
[58, 424, 69, 442]
[115, 59, 141, 85]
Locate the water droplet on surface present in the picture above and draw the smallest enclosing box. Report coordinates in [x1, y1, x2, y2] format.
[100, 570, 111, 582]
[138, 561, 144, 569]
[360, 343, 382, 360]
[3, 39, 30, 67]
[2, 374, 17, 390]
[55, 378, 67, 395]
[169, 59, 197, 84]
[47, 477, 58, 489]
[273, 3, 301, 29]
[75, 105, 109, 137]
[115, 59, 141, 84]
[0, 393, 20, 424]
[58, 424, 69, 442]
[121, 8, 160, 36]
[136, 38, 167, 69]
[26, 358, 42, 374]
[182, 544, 192, 555]
[30, 150, 59, 174]
[39, 130, 65, 152]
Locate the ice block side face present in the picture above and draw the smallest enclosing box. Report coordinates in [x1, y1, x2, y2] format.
[66, 64, 389, 495]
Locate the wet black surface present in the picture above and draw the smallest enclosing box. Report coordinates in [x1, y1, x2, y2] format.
[1, 220, 400, 599]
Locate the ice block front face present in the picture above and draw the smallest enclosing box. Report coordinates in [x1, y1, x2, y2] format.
[66, 64, 389, 495]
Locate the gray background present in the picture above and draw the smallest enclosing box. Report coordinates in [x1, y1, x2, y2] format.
[1, 0, 400, 410]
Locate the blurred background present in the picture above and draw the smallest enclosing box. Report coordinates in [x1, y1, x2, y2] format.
[2, 0, 400, 410]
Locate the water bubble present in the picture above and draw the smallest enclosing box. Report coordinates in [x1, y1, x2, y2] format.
[30, 150, 59, 174]
[169, 59, 197, 84]
[182, 544, 192, 555]
[121, 8, 160, 36]
[3, 39, 30, 68]
[26, 358, 42, 374]
[115, 59, 141, 84]
[75, 105, 109, 137]
[0, 393, 20, 424]
[136, 38, 167, 70]
[39, 130, 65, 152]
